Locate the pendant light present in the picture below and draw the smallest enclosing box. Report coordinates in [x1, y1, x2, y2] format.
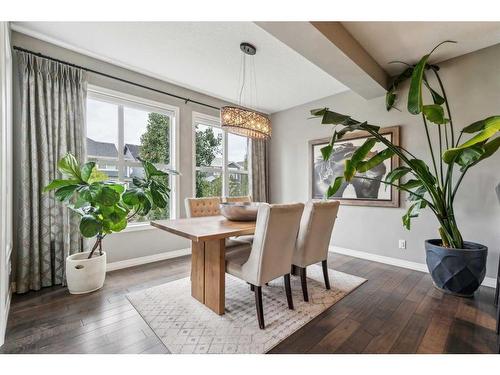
[220, 42, 271, 140]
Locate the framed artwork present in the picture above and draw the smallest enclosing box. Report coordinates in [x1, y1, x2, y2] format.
[309, 126, 400, 207]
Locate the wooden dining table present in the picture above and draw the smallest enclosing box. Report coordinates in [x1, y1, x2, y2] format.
[151, 215, 256, 315]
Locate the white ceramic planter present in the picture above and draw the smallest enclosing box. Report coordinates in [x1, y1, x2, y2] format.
[66, 251, 107, 294]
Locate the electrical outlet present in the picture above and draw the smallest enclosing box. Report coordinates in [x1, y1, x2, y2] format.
[399, 240, 407, 249]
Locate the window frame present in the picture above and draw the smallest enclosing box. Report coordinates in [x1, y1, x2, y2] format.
[86, 85, 180, 224]
[191, 111, 251, 198]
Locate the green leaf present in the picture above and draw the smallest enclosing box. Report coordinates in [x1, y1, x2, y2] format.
[79, 215, 102, 238]
[407, 159, 436, 185]
[43, 179, 79, 192]
[473, 137, 500, 165]
[402, 199, 427, 230]
[87, 167, 108, 184]
[423, 78, 445, 105]
[326, 176, 344, 198]
[320, 144, 333, 161]
[385, 166, 411, 189]
[407, 54, 429, 115]
[357, 148, 394, 173]
[80, 162, 95, 182]
[109, 219, 127, 232]
[408, 185, 427, 201]
[407, 41, 455, 115]
[443, 117, 500, 163]
[104, 182, 125, 194]
[344, 159, 356, 182]
[54, 185, 78, 202]
[461, 116, 500, 134]
[150, 188, 168, 209]
[95, 186, 120, 206]
[456, 145, 485, 171]
[385, 90, 396, 111]
[399, 179, 423, 190]
[122, 189, 142, 206]
[351, 138, 377, 166]
[58, 153, 82, 181]
[423, 104, 448, 125]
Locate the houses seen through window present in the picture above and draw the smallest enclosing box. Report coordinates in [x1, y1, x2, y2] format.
[86, 91, 175, 222]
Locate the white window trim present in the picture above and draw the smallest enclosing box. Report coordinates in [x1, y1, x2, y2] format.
[191, 111, 251, 198]
[87, 85, 180, 228]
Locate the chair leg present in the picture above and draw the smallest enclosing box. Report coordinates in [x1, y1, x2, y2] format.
[299, 267, 309, 302]
[291, 264, 298, 276]
[322, 260, 331, 290]
[284, 274, 294, 310]
[496, 298, 500, 335]
[254, 286, 265, 329]
[250, 284, 255, 292]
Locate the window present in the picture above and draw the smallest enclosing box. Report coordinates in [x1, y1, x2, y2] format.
[193, 113, 250, 198]
[86, 87, 179, 222]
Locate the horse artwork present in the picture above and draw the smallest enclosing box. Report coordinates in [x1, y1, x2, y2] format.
[310, 126, 400, 207]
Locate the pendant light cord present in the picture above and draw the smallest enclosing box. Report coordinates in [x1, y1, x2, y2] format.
[238, 52, 246, 106]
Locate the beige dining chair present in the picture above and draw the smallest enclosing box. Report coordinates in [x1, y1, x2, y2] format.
[225, 202, 305, 329]
[223, 195, 252, 203]
[292, 200, 340, 302]
[184, 197, 252, 248]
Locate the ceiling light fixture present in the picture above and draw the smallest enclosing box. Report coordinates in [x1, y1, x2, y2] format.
[220, 42, 271, 140]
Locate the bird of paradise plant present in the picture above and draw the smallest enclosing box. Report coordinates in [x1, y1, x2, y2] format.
[312, 41, 500, 249]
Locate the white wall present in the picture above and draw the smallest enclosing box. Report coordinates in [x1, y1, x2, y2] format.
[11, 31, 237, 266]
[270, 44, 500, 278]
[0, 22, 13, 347]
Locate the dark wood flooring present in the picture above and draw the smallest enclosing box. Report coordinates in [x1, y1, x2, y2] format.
[1, 253, 498, 354]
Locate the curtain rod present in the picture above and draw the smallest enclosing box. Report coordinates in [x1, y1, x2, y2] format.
[13, 46, 222, 111]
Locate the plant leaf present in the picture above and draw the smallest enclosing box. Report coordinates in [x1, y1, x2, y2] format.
[456, 145, 485, 170]
[80, 162, 95, 182]
[54, 185, 79, 202]
[423, 104, 448, 125]
[407, 54, 429, 115]
[95, 186, 120, 206]
[473, 136, 500, 165]
[402, 199, 427, 230]
[43, 179, 79, 192]
[320, 144, 333, 161]
[58, 153, 82, 181]
[384, 166, 411, 188]
[79, 215, 102, 238]
[399, 179, 423, 190]
[423, 78, 445, 105]
[326, 176, 344, 198]
[357, 148, 394, 173]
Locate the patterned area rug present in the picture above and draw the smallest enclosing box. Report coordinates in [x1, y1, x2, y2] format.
[127, 265, 366, 354]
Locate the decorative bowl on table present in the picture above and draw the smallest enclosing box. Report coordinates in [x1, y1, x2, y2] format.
[220, 202, 259, 221]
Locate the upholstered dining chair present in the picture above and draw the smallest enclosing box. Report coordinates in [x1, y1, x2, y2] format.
[223, 195, 252, 203]
[184, 197, 251, 248]
[225, 202, 305, 329]
[292, 200, 340, 302]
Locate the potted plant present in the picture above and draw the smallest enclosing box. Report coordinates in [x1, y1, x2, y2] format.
[44, 153, 177, 294]
[312, 41, 500, 297]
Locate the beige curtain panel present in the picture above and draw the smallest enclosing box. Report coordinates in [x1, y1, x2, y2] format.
[15, 51, 88, 293]
[251, 139, 269, 203]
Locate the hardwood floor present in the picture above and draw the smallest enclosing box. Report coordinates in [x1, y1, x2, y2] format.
[1, 253, 498, 354]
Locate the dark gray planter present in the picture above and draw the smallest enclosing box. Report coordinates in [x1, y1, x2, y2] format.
[425, 239, 488, 297]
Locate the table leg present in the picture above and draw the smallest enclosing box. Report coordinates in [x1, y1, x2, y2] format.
[204, 239, 225, 315]
[189, 238, 226, 315]
[191, 240, 205, 303]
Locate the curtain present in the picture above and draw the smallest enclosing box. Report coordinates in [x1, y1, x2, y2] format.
[251, 139, 269, 202]
[15, 51, 87, 293]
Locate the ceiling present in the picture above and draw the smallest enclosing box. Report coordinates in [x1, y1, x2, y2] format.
[11, 22, 347, 113]
[342, 22, 500, 75]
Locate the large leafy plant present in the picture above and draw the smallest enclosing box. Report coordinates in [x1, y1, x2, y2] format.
[44, 153, 178, 258]
[313, 41, 500, 249]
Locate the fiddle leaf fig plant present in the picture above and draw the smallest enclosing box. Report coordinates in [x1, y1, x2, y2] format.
[44, 153, 178, 258]
[312, 41, 500, 249]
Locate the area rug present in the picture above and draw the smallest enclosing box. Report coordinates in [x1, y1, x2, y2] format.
[126, 265, 366, 354]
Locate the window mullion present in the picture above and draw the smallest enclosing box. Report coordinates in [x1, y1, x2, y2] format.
[117, 104, 125, 180]
[223, 130, 228, 197]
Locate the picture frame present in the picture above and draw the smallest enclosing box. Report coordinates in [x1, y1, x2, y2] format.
[309, 126, 400, 207]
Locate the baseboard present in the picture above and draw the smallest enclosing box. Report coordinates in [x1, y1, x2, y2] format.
[0, 286, 11, 348]
[330, 245, 496, 289]
[106, 248, 191, 272]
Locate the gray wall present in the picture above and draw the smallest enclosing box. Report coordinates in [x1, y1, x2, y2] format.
[11, 31, 235, 264]
[270, 43, 500, 278]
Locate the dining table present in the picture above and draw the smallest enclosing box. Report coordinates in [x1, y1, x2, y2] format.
[151, 215, 256, 315]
